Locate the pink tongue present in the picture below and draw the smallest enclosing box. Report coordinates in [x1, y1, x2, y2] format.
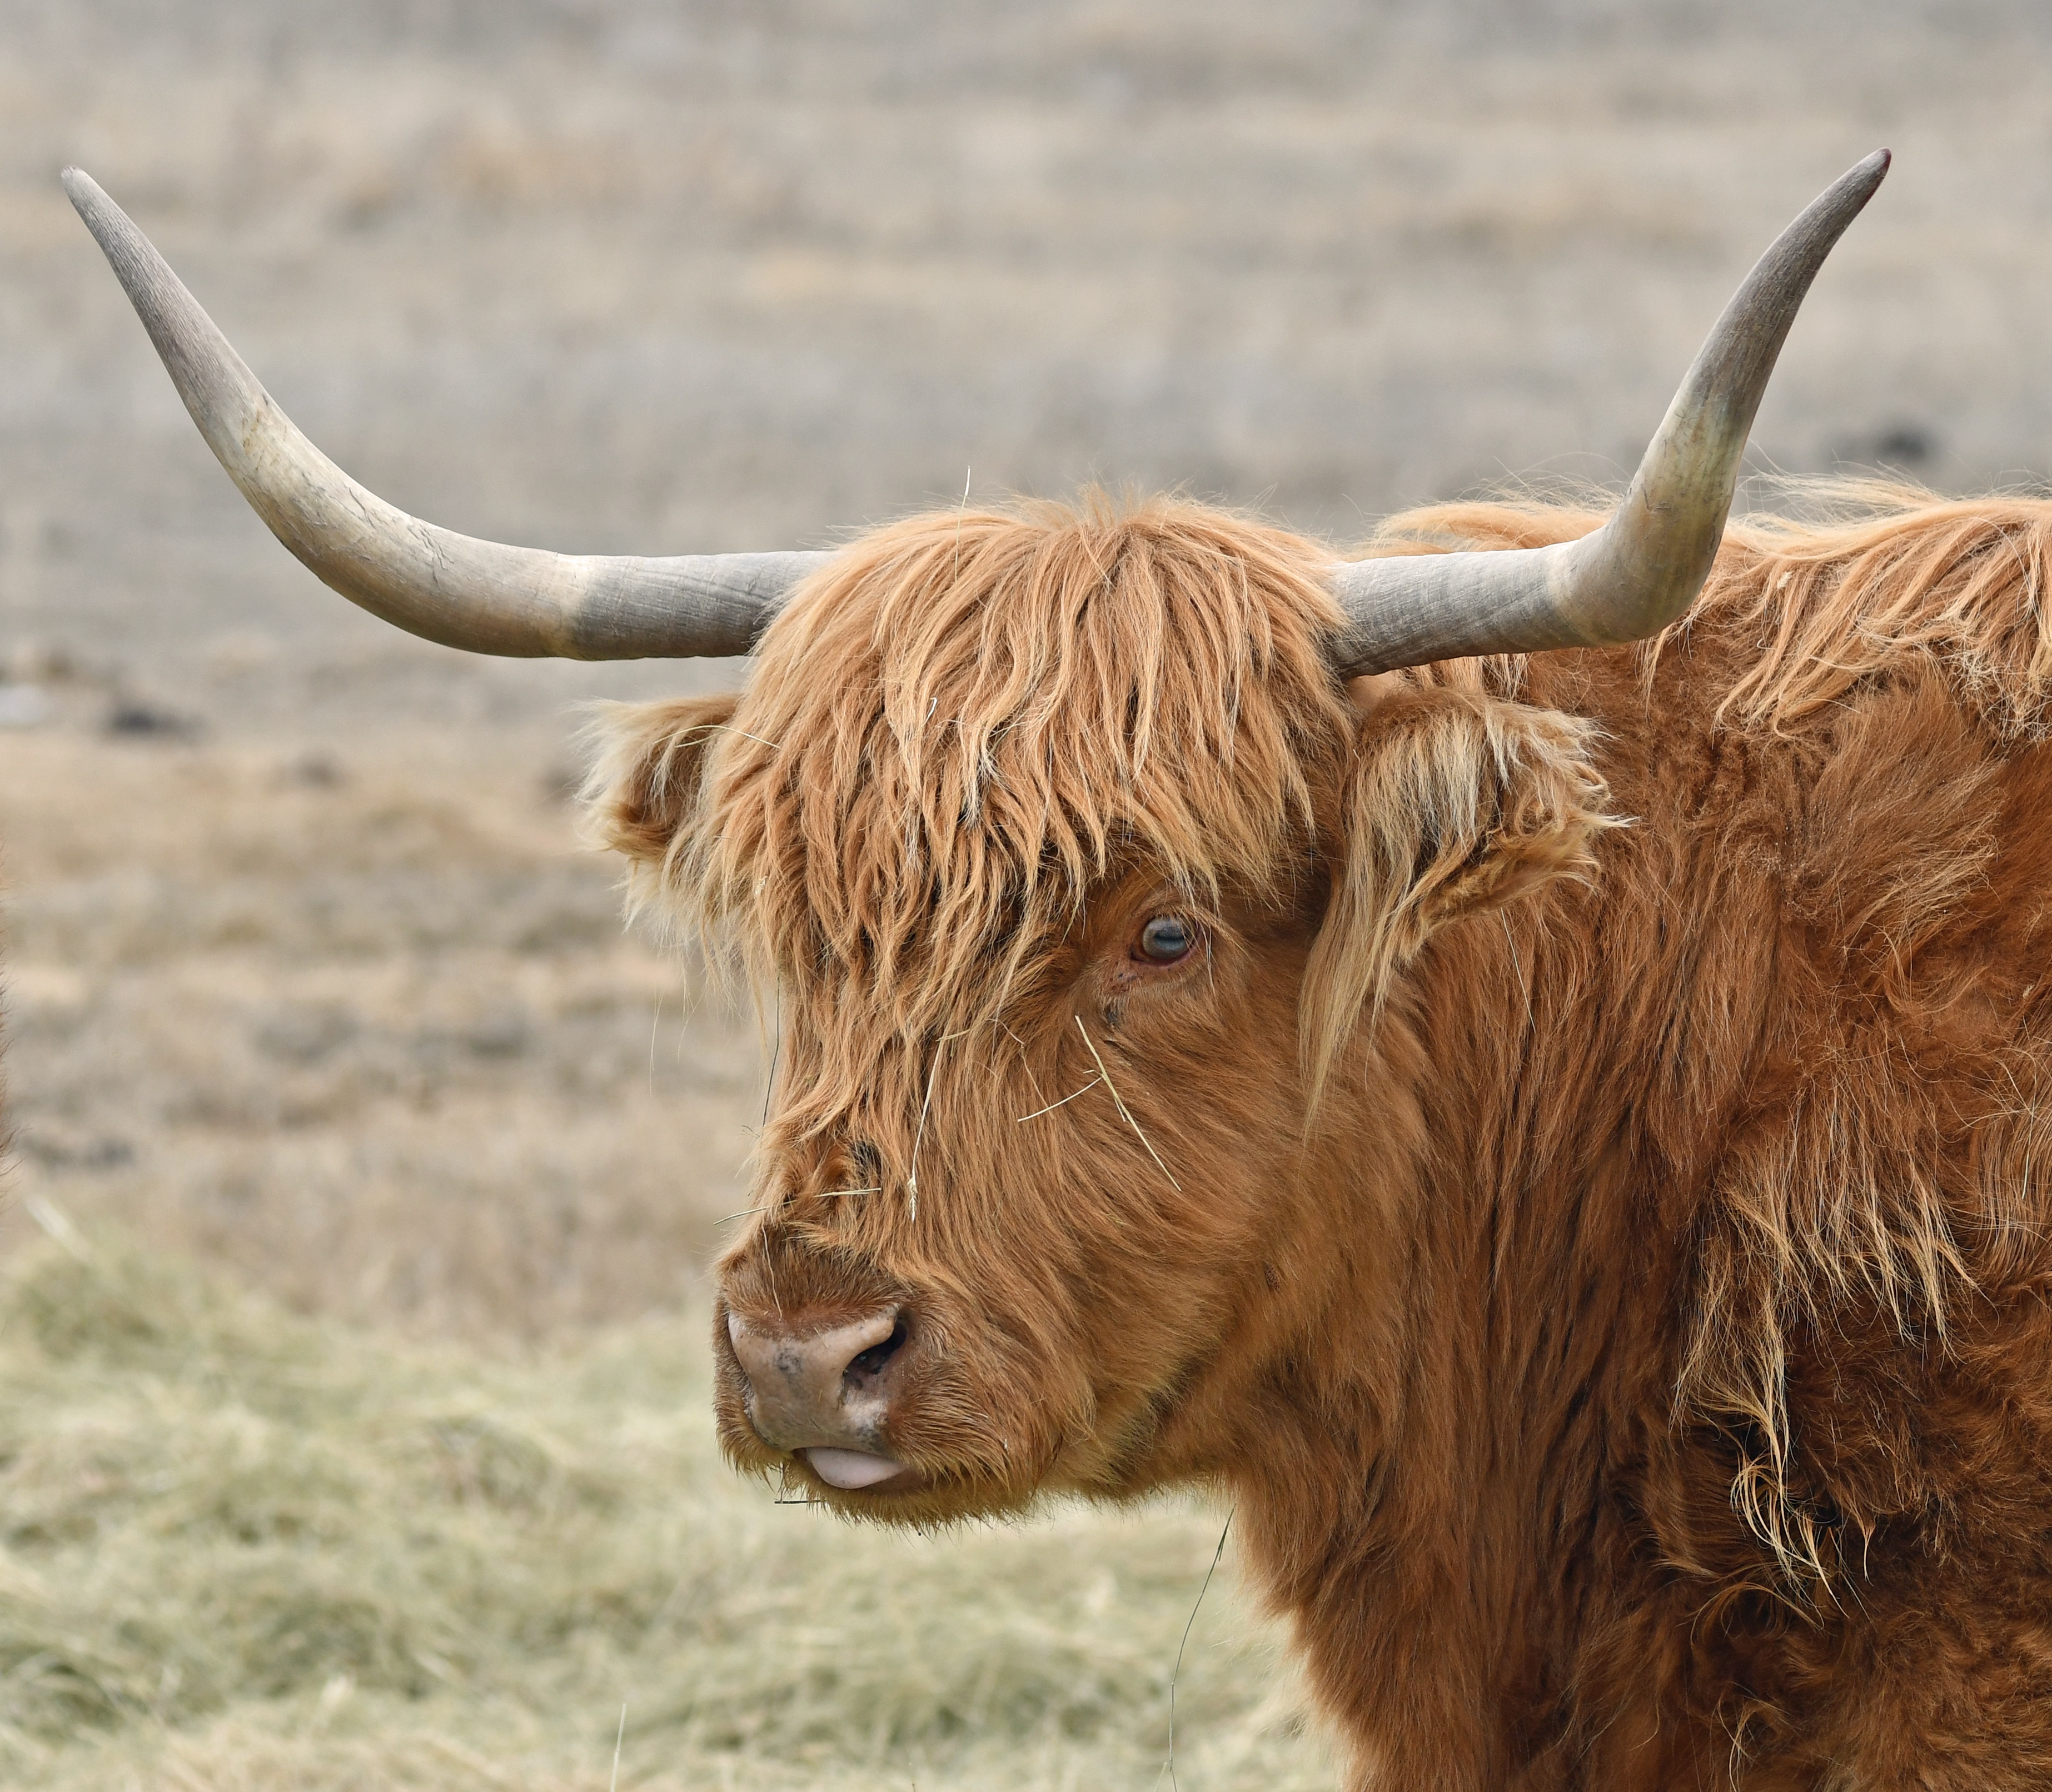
[805, 1447, 907, 1490]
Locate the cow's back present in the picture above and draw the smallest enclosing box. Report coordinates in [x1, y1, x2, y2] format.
[1502, 499, 2052, 1785]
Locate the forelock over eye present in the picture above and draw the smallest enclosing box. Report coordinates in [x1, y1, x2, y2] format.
[1137, 915, 1196, 964]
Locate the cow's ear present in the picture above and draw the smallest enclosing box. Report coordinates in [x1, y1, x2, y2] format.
[1305, 688, 1613, 1081]
[582, 692, 741, 867]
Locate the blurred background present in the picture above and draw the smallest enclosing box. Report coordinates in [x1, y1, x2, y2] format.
[2, 1, 2050, 1785]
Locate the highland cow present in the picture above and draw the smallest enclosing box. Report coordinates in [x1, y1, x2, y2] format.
[73, 152, 2052, 1786]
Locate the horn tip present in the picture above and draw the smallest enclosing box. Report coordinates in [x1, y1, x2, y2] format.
[1851, 147, 1891, 197]
[60, 165, 104, 214]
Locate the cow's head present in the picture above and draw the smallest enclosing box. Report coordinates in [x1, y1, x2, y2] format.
[65, 152, 1887, 1519]
[587, 496, 1615, 1519]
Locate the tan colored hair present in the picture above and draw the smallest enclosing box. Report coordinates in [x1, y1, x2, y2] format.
[593, 496, 1359, 1112]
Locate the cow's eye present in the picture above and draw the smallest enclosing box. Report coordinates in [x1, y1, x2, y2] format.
[1137, 915, 1196, 964]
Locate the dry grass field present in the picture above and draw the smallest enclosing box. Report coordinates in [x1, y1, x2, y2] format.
[3, 712, 754, 1339]
[5, 0, 2052, 1785]
[0, 1234, 1323, 1790]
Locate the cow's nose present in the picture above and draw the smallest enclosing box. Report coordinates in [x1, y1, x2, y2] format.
[725, 1306, 912, 1487]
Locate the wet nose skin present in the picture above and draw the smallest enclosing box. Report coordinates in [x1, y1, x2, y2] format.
[726, 1307, 903, 1458]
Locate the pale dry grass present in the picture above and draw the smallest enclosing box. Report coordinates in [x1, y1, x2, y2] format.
[0, 1224, 1329, 1790]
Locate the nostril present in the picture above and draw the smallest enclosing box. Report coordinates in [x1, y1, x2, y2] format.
[845, 1316, 909, 1386]
[725, 1306, 904, 1450]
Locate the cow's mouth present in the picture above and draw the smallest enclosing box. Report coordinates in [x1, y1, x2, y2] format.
[801, 1446, 922, 1493]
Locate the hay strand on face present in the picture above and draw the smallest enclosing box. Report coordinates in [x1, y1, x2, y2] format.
[714, 1186, 883, 1224]
[1015, 1076, 1103, 1122]
[1075, 1017, 1181, 1192]
[907, 1030, 973, 1218]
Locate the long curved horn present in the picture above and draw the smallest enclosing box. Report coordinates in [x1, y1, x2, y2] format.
[1328, 150, 1889, 675]
[63, 168, 824, 658]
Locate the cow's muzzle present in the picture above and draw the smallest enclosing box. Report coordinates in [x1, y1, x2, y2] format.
[725, 1306, 918, 1491]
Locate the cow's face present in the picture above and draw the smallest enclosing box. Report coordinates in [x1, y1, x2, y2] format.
[587, 499, 1609, 1523]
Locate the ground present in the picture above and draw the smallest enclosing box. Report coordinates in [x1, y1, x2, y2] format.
[0, 1232, 1323, 1789]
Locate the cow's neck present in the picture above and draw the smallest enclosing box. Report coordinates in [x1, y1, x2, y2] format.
[1229, 870, 1706, 1789]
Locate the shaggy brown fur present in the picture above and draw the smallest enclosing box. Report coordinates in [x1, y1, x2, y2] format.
[589, 487, 2052, 1790]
